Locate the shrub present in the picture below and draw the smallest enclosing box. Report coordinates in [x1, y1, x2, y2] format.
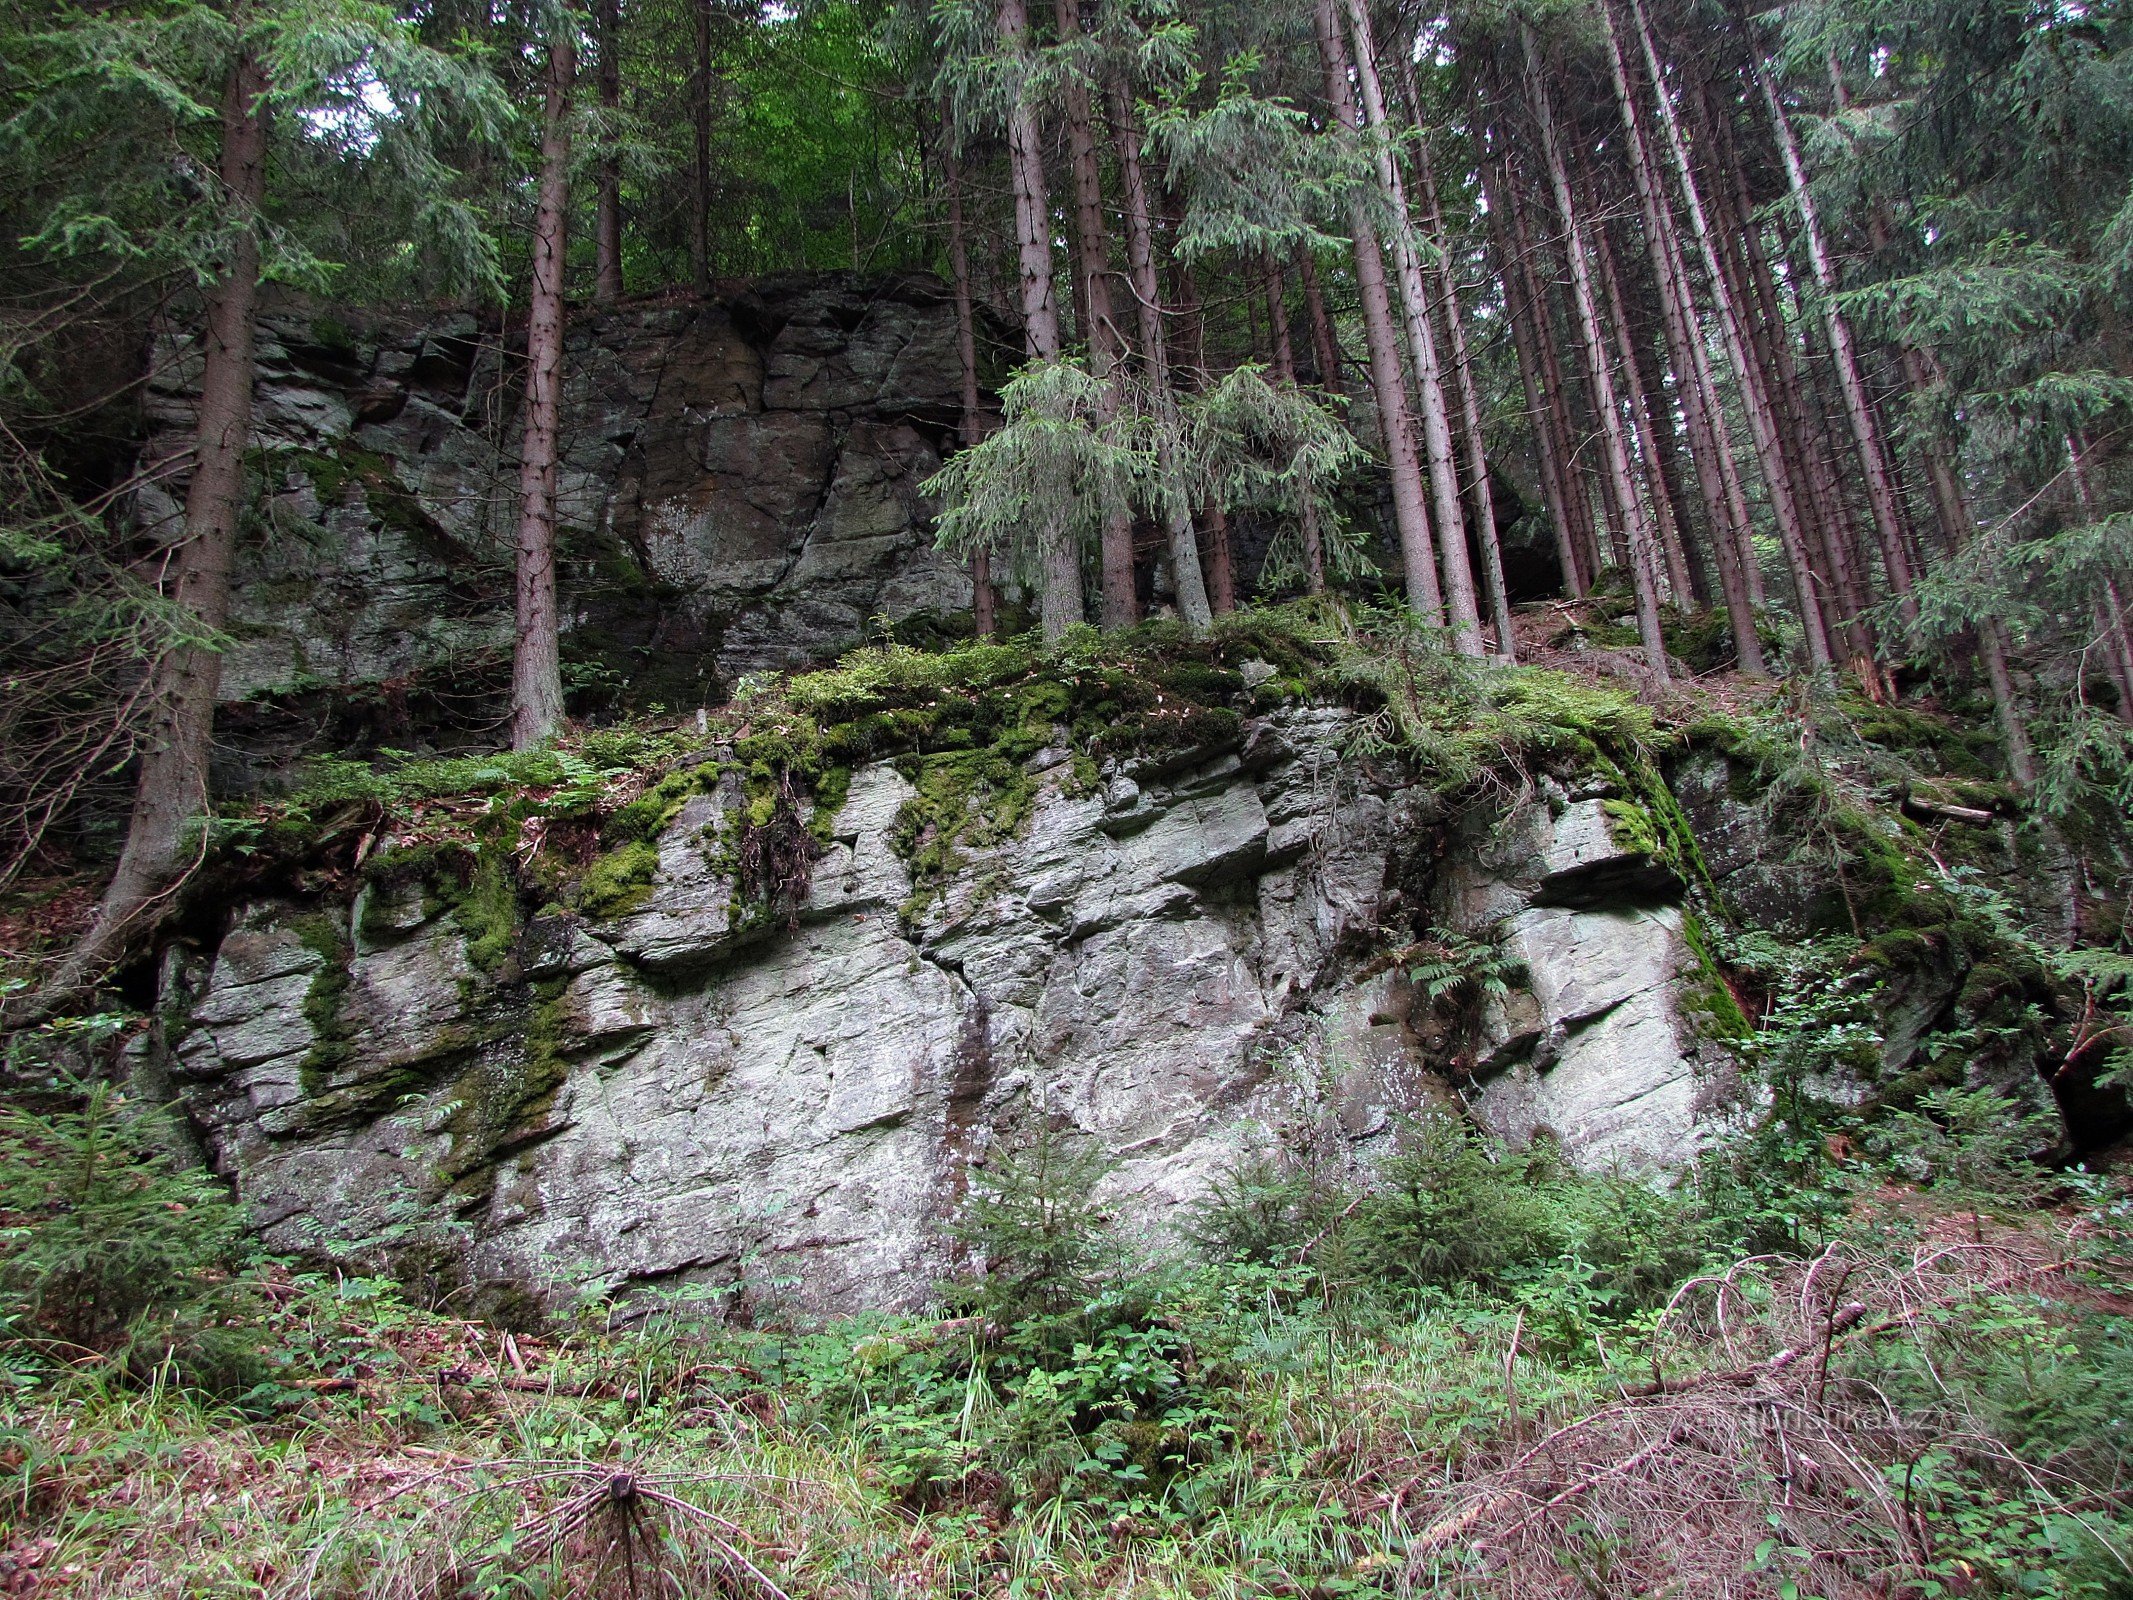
[0, 1081, 269, 1394]
[1350, 1114, 1565, 1293]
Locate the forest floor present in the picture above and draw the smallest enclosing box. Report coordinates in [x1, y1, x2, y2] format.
[1, 1179, 2129, 1600]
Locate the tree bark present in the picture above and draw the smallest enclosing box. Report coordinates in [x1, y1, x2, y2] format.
[691, 0, 712, 294]
[999, 0, 1081, 637]
[1262, 249, 1295, 381]
[53, 53, 270, 994]
[1108, 86, 1215, 626]
[942, 115, 995, 637]
[1596, 3, 1764, 661]
[1150, 192, 1228, 618]
[1312, 0, 1442, 627]
[1754, 60, 1917, 621]
[1054, 0, 1137, 629]
[512, 28, 574, 751]
[1524, 23, 1669, 681]
[1476, 107, 1590, 600]
[1294, 246, 1345, 395]
[1340, 0, 1482, 655]
[1621, 0, 1830, 670]
[593, 0, 624, 306]
[1699, 91, 1866, 671]
[1401, 88, 1514, 657]
[1590, 205, 1694, 606]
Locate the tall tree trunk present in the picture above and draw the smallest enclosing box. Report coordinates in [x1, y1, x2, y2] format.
[1701, 95, 1868, 673]
[1595, 7, 1763, 666]
[1589, 182, 1694, 607]
[1294, 246, 1345, 394]
[1503, 131, 1606, 592]
[593, 0, 624, 306]
[512, 30, 574, 751]
[1475, 107, 1588, 601]
[1401, 85, 1514, 656]
[1621, 0, 1830, 670]
[691, 0, 712, 293]
[942, 115, 995, 638]
[1151, 204, 1237, 618]
[1524, 24, 1669, 681]
[51, 53, 269, 997]
[1262, 249, 1296, 381]
[1109, 87, 1214, 626]
[1340, 0, 1482, 655]
[1055, 0, 1137, 628]
[1754, 60, 1916, 620]
[1620, 240, 1715, 602]
[1313, 0, 1442, 626]
[999, 0, 1080, 637]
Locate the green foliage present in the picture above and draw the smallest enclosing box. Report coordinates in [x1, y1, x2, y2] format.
[950, 1120, 1118, 1325]
[1870, 1086, 2059, 1203]
[1185, 364, 1373, 591]
[928, 358, 1147, 587]
[0, 1082, 269, 1395]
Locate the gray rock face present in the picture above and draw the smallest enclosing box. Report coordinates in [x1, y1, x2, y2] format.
[158, 716, 1743, 1315]
[1441, 787, 1734, 1169]
[133, 276, 980, 747]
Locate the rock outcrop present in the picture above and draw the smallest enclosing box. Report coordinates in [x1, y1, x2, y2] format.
[134, 276, 982, 744]
[154, 712, 1737, 1315]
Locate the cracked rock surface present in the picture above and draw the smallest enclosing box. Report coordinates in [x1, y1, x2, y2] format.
[134, 274, 979, 783]
[158, 718, 1744, 1313]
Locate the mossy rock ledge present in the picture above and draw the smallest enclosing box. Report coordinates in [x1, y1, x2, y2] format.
[151, 663, 2105, 1315]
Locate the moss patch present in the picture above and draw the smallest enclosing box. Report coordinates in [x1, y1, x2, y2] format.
[578, 839, 660, 920]
[292, 913, 356, 1100]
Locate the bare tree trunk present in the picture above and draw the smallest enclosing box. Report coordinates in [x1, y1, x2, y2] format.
[1702, 101, 1867, 673]
[1313, 0, 1442, 627]
[512, 30, 574, 751]
[943, 115, 995, 637]
[48, 54, 269, 998]
[1107, 87, 1214, 627]
[593, 0, 624, 306]
[996, 0, 1080, 637]
[1055, 0, 1137, 629]
[1294, 246, 1345, 394]
[1979, 621, 2038, 787]
[1621, 0, 1829, 670]
[1590, 187, 1694, 607]
[1262, 250, 1296, 381]
[1402, 92, 1515, 657]
[1341, 0, 1482, 655]
[1477, 112, 1588, 602]
[1755, 61, 1916, 621]
[1525, 23, 1669, 681]
[691, 0, 712, 293]
[1597, 9, 1763, 666]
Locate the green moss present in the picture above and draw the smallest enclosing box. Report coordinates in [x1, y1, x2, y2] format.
[1679, 911, 1753, 1041]
[440, 978, 572, 1185]
[1601, 798, 1662, 860]
[291, 913, 356, 1100]
[452, 849, 521, 973]
[605, 765, 714, 844]
[578, 839, 660, 920]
